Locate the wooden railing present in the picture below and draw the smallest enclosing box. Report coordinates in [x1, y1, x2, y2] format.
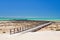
[10, 25, 36, 34]
[10, 22, 52, 34]
[10, 27, 22, 34]
[10, 26, 31, 34]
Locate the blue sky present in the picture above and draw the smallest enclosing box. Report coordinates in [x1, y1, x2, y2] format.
[0, 0, 60, 18]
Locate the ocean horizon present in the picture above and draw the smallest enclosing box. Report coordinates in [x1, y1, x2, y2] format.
[0, 17, 60, 21]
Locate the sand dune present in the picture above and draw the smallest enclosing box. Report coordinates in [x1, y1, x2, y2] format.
[0, 31, 60, 40]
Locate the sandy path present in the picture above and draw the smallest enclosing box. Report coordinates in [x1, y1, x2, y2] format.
[0, 31, 60, 40]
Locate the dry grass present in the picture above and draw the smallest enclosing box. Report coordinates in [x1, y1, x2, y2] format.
[37, 22, 60, 32]
[0, 21, 48, 34]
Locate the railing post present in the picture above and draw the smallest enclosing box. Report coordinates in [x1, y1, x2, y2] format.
[16, 28, 20, 33]
[19, 27, 21, 32]
[10, 28, 15, 35]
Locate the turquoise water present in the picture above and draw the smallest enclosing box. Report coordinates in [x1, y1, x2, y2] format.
[27, 18, 60, 21]
[0, 17, 60, 21]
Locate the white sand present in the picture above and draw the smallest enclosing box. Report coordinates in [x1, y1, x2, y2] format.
[0, 31, 60, 40]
